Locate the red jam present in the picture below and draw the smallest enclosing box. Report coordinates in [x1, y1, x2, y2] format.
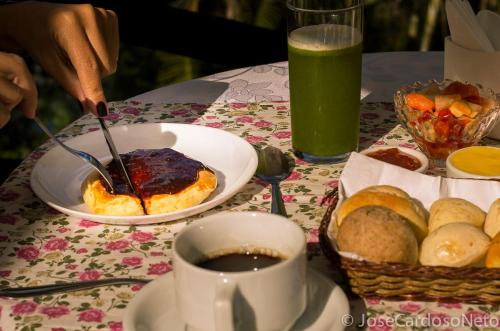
[366, 148, 421, 171]
[101, 148, 211, 198]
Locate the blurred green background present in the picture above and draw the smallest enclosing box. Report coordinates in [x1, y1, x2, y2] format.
[1, 0, 500, 182]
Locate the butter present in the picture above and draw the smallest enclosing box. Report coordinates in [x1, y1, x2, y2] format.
[450, 146, 500, 176]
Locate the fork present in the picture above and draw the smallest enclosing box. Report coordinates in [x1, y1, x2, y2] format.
[33, 117, 115, 193]
[0, 278, 151, 297]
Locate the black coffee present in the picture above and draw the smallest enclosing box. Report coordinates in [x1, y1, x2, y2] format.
[196, 252, 283, 272]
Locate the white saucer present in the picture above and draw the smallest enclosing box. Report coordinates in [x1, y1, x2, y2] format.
[123, 268, 349, 331]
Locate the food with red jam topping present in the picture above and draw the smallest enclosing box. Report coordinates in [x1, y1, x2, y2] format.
[81, 148, 217, 216]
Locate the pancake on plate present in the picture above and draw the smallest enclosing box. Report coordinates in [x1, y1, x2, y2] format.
[82, 148, 217, 216]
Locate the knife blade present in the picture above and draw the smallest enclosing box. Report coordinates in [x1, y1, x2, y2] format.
[97, 115, 137, 196]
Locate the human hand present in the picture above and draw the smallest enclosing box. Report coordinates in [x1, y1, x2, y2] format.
[0, 52, 37, 128]
[0, 1, 119, 115]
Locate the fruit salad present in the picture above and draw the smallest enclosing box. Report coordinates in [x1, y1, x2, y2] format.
[394, 80, 500, 161]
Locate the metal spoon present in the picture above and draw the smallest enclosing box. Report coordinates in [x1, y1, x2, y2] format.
[254, 146, 295, 217]
[0, 278, 150, 298]
[33, 117, 115, 193]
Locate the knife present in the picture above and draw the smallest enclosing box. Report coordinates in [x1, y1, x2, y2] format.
[96, 104, 137, 196]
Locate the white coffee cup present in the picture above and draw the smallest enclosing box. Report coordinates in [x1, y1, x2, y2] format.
[173, 211, 307, 331]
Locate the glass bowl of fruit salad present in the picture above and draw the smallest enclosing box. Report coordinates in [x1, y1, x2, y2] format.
[394, 79, 500, 165]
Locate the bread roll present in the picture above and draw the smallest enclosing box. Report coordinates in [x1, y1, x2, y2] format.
[360, 185, 430, 220]
[484, 198, 500, 238]
[486, 231, 500, 268]
[337, 206, 418, 264]
[419, 223, 490, 267]
[428, 198, 486, 233]
[359, 185, 410, 199]
[337, 189, 427, 241]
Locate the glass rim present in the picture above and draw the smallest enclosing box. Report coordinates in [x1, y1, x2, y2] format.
[286, 0, 363, 14]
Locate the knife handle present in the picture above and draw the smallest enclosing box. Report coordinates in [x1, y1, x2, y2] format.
[97, 102, 108, 117]
[95, 107, 136, 195]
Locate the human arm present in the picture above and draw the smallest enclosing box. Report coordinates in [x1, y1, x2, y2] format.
[0, 1, 119, 115]
[0, 51, 37, 128]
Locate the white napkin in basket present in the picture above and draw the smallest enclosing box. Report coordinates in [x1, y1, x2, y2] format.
[340, 152, 500, 211]
[328, 152, 500, 261]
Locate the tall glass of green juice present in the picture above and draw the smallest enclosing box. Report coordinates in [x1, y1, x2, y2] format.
[287, 0, 363, 163]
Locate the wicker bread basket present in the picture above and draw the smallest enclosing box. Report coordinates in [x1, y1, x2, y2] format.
[318, 189, 500, 304]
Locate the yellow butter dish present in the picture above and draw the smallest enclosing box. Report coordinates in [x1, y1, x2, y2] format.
[446, 146, 500, 179]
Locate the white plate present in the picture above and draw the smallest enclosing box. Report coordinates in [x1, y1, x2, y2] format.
[123, 268, 349, 331]
[31, 123, 258, 225]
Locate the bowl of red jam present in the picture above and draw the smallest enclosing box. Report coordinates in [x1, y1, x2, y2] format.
[394, 80, 500, 164]
[360, 146, 428, 173]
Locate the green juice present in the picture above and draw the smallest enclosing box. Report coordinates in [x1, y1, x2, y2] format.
[288, 24, 362, 161]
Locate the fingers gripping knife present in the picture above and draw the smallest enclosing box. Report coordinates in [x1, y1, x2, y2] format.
[96, 103, 137, 196]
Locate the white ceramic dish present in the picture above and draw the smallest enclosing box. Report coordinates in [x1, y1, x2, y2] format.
[123, 268, 349, 331]
[359, 145, 429, 173]
[446, 146, 500, 179]
[30, 123, 258, 225]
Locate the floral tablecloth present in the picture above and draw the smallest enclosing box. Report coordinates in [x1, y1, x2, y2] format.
[133, 52, 444, 104]
[0, 101, 499, 331]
